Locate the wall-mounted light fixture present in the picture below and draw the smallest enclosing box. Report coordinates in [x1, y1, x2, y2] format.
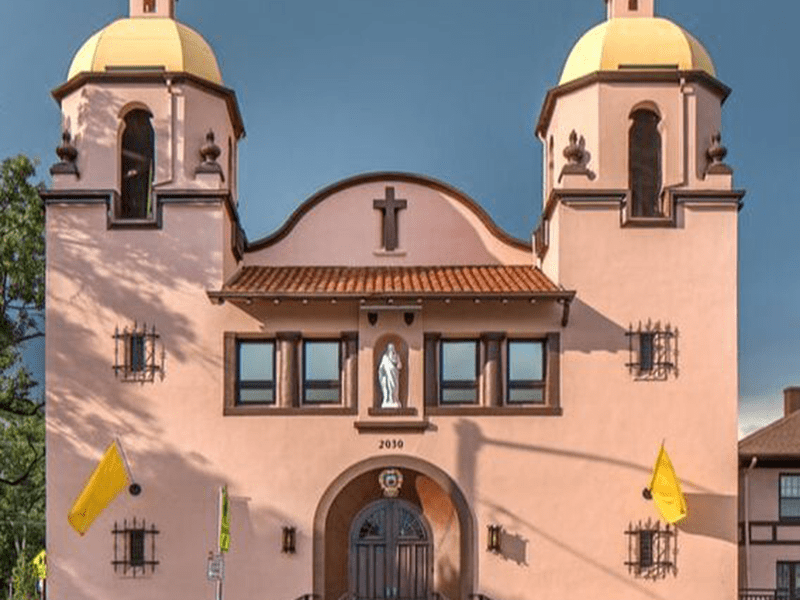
[487, 524, 502, 553]
[282, 526, 296, 554]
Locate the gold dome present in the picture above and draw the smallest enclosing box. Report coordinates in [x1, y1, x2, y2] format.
[559, 17, 715, 85]
[67, 18, 222, 85]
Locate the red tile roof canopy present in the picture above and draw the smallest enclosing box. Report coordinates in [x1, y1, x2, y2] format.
[209, 265, 575, 324]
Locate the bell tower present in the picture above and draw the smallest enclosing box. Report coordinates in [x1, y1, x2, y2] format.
[43, 0, 246, 284]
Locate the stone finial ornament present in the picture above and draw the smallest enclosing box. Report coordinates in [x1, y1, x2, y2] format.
[196, 129, 224, 178]
[706, 132, 732, 175]
[559, 129, 591, 182]
[50, 130, 79, 177]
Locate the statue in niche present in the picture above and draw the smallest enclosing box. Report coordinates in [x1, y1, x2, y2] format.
[378, 343, 402, 408]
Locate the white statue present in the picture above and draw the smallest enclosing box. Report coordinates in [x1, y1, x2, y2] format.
[378, 343, 402, 408]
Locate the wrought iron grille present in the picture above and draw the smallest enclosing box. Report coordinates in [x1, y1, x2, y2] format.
[113, 323, 162, 382]
[625, 322, 676, 381]
[112, 517, 159, 576]
[625, 519, 676, 579]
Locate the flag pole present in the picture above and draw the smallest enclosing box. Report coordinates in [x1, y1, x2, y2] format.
[216, 486, 224, 600]
[114, 437, 141, 496]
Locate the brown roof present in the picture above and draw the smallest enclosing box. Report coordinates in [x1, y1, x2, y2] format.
[739, 411, 800, 458]
[211, 265, 569, 299]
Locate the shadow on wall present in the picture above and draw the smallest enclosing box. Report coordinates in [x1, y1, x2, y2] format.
[46, 201, 253, 598]
[679, 493, 737, 544]
[564, 297, 630, 355]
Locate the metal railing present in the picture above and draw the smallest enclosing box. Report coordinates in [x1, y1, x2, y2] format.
[739, 589, 791, 600]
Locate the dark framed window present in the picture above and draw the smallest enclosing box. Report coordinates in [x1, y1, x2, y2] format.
[440, 340, 479, 404]
[143, 0, 156, 12]
[236, 340, 275, 404]
[129, 334, 146, 373]
[628, 0, 638, 9]
[303, 340, 340, 404]
[780, 475, 800, 520]
[639, 332, 655, 372]
[112, 518, 159, 577]
[120, 109, 155, 220]
[629, 108, 662, 218]
[507, 340, 546, 404]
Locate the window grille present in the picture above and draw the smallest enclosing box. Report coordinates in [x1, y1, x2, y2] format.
[625, 519, 675, 579]
[113, 323, 162, 382]
[626, 323, 675, 380]
[112, 517, 159, 577]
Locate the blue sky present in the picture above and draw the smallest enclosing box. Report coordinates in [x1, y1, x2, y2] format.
[0, 0, 795, 437]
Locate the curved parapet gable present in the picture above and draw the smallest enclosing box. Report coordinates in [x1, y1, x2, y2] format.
[244, 172, 532, 267]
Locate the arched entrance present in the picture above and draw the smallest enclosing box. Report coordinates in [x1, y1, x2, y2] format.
[313, 456, 475, 600]
[350, 498, 433, 599]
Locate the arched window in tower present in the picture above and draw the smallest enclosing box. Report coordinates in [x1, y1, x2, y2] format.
[629, 109, 662, 218]
[120, 109, 155, 219]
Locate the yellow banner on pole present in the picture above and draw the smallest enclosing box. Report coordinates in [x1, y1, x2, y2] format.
[219, 485, 231, 553]
[68, 441, 130, 535]
[648, 443, 688, 524]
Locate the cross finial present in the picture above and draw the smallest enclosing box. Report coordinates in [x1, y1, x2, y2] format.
[605, 0, 655, 19]
[130, 0, 176, 18]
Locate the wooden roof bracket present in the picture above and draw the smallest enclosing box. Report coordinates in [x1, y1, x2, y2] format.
[559, 295, 574, 327]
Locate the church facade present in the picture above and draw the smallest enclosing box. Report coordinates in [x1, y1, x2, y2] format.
[43, 1, 743, 599]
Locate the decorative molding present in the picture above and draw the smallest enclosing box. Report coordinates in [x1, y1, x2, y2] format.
[537, 69, 731, 136]
[354, 420, 430, 432]
[51, 71, 245, 139]
[196, 130, 224, 179]
[705, 132, 733, 175]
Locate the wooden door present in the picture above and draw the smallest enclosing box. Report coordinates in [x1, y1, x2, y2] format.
[350, 499, 432, 600]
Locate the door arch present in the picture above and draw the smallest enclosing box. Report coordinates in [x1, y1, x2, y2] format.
[350, 498, 433, 600]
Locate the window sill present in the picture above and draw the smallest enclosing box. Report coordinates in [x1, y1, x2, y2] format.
[354, 419, 430, 432]
[425, 405, 562, 417]
[224, 405, 357, 417]
[368, 407, 418, 417]
[108, 215, 159, 229]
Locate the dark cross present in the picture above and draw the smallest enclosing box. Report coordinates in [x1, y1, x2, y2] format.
[373, 186, 407, 251]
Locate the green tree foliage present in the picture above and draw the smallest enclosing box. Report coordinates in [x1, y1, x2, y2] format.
[0, 155, 45, 591]
[11, 549, 38, 600]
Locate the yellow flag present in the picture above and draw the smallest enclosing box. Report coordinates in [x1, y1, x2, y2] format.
[648, 443, 688, 524]
[31, 550, 46, 579]
[68, 441, 130, 535]
[219, 485, 231, 552]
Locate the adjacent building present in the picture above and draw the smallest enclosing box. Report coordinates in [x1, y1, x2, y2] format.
[43, 0, 743, 598]
[740, 388, 800, 600]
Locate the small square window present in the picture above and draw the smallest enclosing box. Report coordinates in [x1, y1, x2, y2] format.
[507, 340, 546, 404]
[143, 0, 156, 13]
[114, 324, 161, 382]
[626, 324, 675, 381]
[112, 518, 159, 577]
[303, 341, 340, 404]
[440, 341, 478, 404]
[625, 520, 675, 579]
[237, 341, 275, 404]
[780, 475, 800, 520]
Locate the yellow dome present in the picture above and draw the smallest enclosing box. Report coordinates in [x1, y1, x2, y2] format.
[559, 17, 715, 85]
[67, 18, 222, 85]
